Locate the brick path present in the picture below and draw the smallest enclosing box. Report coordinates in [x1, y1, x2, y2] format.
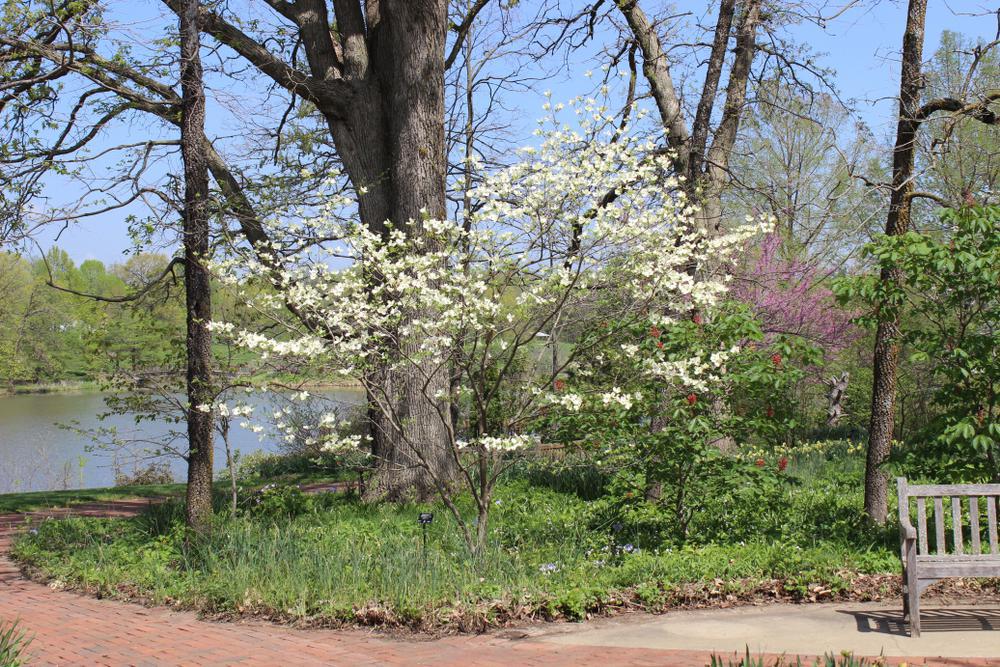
[0, 501, 990, 666]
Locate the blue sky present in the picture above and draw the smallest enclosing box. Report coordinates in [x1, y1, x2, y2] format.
[34, 0, 999, 266]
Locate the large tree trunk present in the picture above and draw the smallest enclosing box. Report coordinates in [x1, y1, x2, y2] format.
[179, 0, 214, 529]
[864, 0, 928, 525]
[293, 0, 453, 501]
[361, 1, 454, 501]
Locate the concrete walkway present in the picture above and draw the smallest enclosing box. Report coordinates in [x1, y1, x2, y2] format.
[1, 500, 997, 666]
[536, 602, 1000, 660]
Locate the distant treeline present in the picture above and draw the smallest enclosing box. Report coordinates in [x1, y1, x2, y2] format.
[0, 249, 186, 386]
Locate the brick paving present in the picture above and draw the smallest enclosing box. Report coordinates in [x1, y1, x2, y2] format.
[0, 501, 992, 666]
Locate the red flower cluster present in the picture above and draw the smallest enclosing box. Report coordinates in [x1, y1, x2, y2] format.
[692, 313, 703, 325]
[766, 406, 775, 418]
[771, 353, 782, 367]
[649, 325, 662, 338]
[656, 340, 664, 349]
[686, 393, 697, 406]
[755, 458, 766, 468]
[778, 457, 789, 472]
[553, 379, 566, 392]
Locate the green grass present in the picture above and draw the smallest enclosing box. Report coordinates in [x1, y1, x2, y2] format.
[0, 471, 350, 513]
[0, 484, 181, 513]
[12, 469, 901, 631]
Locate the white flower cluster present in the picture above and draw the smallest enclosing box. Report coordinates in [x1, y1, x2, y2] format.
[644, 344, 743, 392]
[210, 100, 771, 440]
[457, 434, 540, 452]
[601, 387, 640, 410]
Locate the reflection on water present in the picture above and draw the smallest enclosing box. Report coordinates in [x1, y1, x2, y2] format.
[0, 389, 364, 493]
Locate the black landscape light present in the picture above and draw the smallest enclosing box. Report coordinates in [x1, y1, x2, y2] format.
[418, 512, 433, 552]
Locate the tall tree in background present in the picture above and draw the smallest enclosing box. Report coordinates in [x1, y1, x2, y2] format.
[179, 0, 214, 529]
[615, 0, 761, 231]
[865, 1, 1000, 524]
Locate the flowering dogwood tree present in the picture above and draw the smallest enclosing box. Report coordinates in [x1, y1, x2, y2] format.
[212, 102, 770, 551]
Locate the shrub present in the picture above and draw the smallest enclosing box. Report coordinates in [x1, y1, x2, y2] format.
[114, 461, 174, 487]
[0, 619, 32, 666]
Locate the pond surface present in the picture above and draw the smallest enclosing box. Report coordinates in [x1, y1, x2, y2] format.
[0, 388, 364, 493]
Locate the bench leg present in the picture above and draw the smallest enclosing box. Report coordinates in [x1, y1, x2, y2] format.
[907, 581, 920, 637]
[905, 544, 920, 637]
[902, 577, 909, 617]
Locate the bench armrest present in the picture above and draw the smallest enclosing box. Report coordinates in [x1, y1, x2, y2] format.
[896, 477, 917, 543]
[899, 522, 916, 542]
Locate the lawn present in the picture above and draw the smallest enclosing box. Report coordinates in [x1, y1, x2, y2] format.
[10, 448, 912, 631]
[0, 466, 350, 513]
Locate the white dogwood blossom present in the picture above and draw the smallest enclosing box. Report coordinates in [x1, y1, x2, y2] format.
[211, 101, 771, 549]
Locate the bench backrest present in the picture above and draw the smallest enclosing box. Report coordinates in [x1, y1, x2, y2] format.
[897, 477, 1000, 557]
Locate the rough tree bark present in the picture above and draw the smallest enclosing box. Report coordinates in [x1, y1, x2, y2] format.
[179, 0, 214, 529]
[864, 0, 928, 525]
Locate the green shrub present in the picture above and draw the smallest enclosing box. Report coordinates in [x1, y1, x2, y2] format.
[0, 619, 31, 667]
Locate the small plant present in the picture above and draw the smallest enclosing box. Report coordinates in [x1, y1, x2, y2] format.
[0, 619, 32, 667]
[710, 647, 882, 667]
[114, 461, 174, 487]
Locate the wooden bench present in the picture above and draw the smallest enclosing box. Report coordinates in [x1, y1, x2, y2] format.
[897, 477, 1000, 636]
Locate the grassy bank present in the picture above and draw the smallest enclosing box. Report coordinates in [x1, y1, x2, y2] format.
[0, 380, 101, 396]
[0, 467, 350, 513]
[10, 454, 920, 632]
[0, 484, 180, 514]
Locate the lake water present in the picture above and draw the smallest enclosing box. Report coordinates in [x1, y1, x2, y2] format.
[0, 389, 364, 493]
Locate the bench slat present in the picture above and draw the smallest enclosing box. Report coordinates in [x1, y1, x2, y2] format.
[917, 497, 928, 555]
[934, 497, 945, 555]
[988, 496, 999, 555]
[905, 483, 1000, 497]
[952, 497, 963, 554]
[918, 561, 1000, 579]
[970, 497, 981, 555]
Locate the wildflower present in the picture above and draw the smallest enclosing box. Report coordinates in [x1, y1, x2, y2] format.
[656, 340, 664, 350]
[755, 458, 766, 468]
[771, 353, 782, 367]
[778, 457, 789, 472]
[622, 543, 635, 553]
[692, 313, 703, 325]
[553, 379, 566, 392]
[766, 406, 775, 418]
[539, 562, 559, 574]
[686, 393, 697, 406]
[649, 325, 661, 338]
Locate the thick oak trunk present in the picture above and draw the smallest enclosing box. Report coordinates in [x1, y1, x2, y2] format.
[361, 1, 454, 501]
[180, 0, 214, 529]
[301, 1, 454, 500]
[864, 0, 927, 525]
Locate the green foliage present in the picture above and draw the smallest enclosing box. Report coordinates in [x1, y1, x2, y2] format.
[711, 647, 880, 667]
[0, 618, 32, 667]
[836, 206, 1000, 480]
[541, 303, 820, 542]
[12, 454, 900, 630]
[0, 250, 184, 386]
